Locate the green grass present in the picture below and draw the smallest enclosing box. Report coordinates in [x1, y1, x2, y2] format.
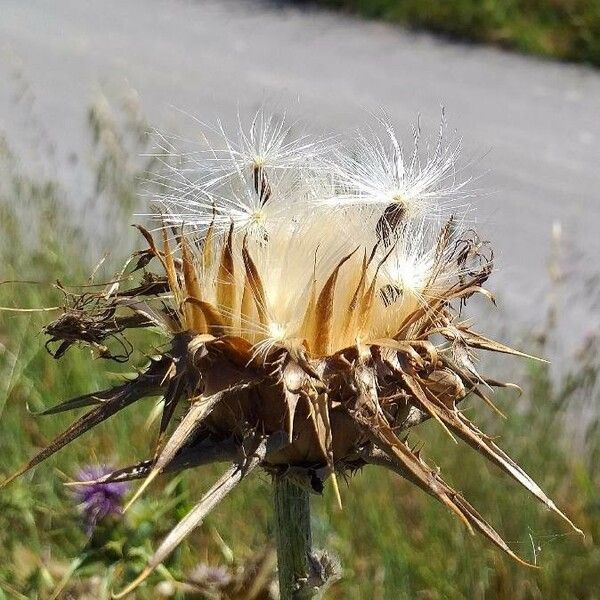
[317, 0, 600, 67]
[0, 96, 599, 598]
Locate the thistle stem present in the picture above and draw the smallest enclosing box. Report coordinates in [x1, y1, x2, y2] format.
[273, 477, 315, 600]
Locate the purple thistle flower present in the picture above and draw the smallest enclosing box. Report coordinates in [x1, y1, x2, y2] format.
[72, 465, 129, 535]
[189, 563, 232, 589]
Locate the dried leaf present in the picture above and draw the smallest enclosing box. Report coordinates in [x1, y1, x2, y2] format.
[181, 237, 206, 333]
[216, 223, 236, 326]
[113, 438, 268, 599]
[2, 357, 170, 487]
[184, 297, 227, 336]
[282, 362, 305, 442]
[363, 447, 535, 567]
[126, 393, 226, 509]
[30, 387, 123, 416]
[459, 329, 547, 362]
[242, 238, 268, 326]
[162, 228, 182, 314]
[313, 249, 358, 356]
[419, 389, 583, 534]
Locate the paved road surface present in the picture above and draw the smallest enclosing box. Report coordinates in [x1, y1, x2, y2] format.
[2, 0, 599, 353]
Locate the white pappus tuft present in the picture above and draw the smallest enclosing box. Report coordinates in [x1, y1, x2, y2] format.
[148, 110, 330, 239]
[322, 111, 471, 225]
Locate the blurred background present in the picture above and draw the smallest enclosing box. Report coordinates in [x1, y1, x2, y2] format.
[0, 1, 599, 598]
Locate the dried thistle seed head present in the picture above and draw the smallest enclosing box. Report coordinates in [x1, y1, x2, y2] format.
[5, 110, 582, 595]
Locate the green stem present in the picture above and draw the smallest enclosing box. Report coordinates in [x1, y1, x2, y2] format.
[273, 477, 315, 600]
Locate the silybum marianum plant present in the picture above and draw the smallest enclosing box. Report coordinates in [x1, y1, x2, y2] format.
[4, 111, 582, 596]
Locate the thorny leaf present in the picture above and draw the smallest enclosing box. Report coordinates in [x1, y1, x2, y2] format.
[2, 353, 172, 487]
[113, 437, 270, 598]
[313, 249, 358, 356]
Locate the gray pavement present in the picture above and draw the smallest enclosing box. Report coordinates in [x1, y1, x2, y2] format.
[1, 0, 599, 351]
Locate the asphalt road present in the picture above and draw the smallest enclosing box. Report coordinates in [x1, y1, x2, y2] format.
[1, 0, 599, 352]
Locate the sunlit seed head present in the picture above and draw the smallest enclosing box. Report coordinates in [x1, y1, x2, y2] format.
[18, 104, 579, 592]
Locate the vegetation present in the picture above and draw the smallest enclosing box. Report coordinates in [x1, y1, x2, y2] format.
[317, 0, 600, 67]
[0, 95, 598, 598]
